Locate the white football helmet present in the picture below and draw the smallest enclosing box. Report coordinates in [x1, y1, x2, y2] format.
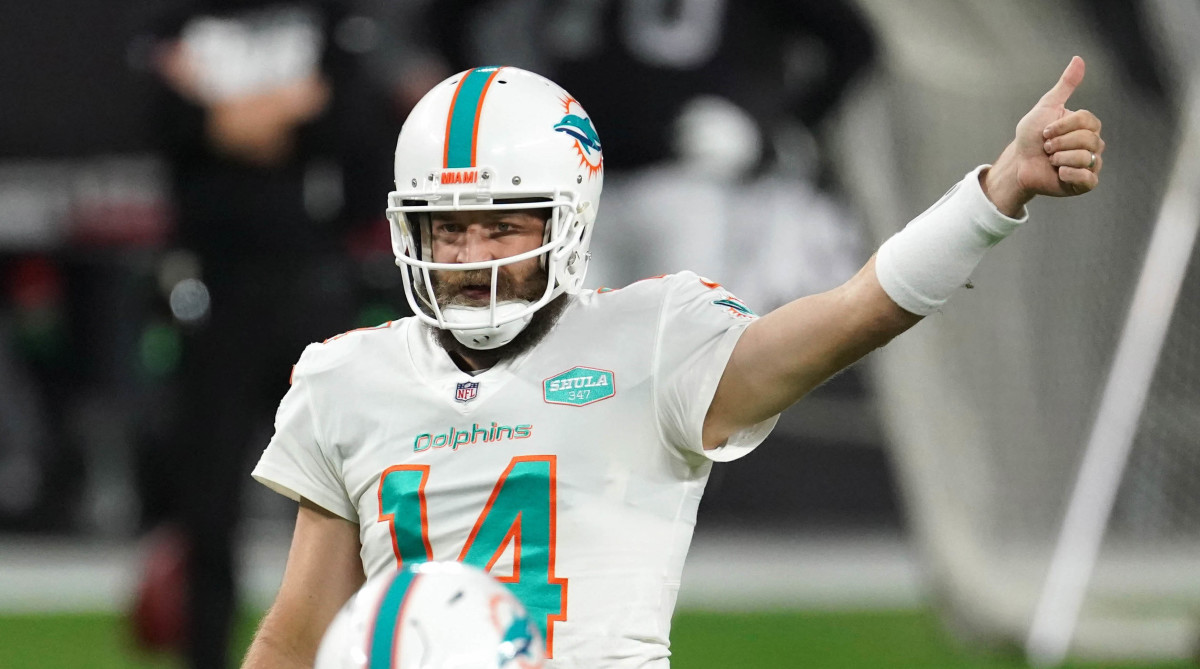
[386, 66, 604, 350]
[315, 562, 545, 669]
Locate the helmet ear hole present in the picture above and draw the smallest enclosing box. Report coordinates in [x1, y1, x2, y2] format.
[400, 203, 431, 262]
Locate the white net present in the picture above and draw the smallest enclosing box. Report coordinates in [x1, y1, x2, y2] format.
[1118, 258, 1200, 547]
[835, 0, 1198, 661]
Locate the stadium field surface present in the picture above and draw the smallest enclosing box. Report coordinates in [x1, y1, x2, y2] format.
[0, 609, 1191, 669]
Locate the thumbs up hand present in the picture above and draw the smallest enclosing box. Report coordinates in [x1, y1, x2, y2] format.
[982, 56, 1105, 217]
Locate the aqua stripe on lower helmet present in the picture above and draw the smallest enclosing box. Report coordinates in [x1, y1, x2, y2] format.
[369, 569, 419, 669]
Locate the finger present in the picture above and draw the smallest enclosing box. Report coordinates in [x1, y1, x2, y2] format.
[1058, 165, 1098, 193]
[1044, 129, 1104, 154]
[1050, 149, 1101, 173]
[1038, 55, 1086, 108]
[1043, 109, 1101, 138]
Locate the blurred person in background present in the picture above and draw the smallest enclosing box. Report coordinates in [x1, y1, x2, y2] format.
[130, 0, 403, 666]
[0, 256, 81, 532]
[240, 56, 1104, 667]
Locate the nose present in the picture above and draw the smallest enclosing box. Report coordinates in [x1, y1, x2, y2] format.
[455, 227, 494, 264]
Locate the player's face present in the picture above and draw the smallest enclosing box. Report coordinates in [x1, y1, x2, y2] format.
[429, 209, 548, 307]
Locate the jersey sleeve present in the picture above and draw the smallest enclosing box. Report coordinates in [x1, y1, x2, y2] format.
[251, 345, 359, 522]
[653, 272, 780, 462]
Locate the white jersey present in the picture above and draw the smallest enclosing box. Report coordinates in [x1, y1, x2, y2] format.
[252, 271, 778, 668]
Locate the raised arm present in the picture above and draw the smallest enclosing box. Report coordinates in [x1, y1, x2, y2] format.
[241, 500, 364, 669]
[703, 56, 1104, 449]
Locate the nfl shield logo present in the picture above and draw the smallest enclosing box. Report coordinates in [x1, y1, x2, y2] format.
[455, 381, 479, 403]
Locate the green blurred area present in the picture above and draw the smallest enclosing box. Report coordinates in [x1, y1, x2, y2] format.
[0, 609, 1192, 669]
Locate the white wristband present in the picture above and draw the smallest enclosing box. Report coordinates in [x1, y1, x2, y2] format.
[875, 165, 1028, 316]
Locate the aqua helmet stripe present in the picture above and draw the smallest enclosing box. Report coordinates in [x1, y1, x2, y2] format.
[443, 67, 503, 168]
[368, 569, 420, 669]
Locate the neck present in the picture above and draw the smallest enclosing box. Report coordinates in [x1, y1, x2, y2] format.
[448, 349, 500, 373]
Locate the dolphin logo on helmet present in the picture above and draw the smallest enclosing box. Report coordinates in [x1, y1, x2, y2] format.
[553, 115, 602, 155]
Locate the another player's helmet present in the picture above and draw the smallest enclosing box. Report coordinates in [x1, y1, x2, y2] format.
[315, 562, 545, 669]
[386, 66, 604, 350]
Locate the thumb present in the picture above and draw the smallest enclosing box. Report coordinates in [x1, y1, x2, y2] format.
[1037, 56, 1086, 108]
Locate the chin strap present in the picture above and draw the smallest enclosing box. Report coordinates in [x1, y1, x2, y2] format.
[441, 301, 534, 350]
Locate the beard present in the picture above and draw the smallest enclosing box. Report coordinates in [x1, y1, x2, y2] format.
[428, 267, 568, 367]
[431, 266, 541, 307]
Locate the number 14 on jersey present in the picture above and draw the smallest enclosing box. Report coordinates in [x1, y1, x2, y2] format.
[377, 456, 567, 654]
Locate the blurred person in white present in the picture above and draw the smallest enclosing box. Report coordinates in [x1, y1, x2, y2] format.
[243, 59, 1104, 668]
[315, 562, 544, 669]
[590, 95, 866, 311]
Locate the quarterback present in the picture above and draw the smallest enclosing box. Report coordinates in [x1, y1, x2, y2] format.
[244, 59, 1103, 668]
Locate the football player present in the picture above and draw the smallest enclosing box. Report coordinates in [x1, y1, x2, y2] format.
[244, 59, 1103, 668]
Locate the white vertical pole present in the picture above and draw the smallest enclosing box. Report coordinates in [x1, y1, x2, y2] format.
[1025, 81, 1200, 667]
